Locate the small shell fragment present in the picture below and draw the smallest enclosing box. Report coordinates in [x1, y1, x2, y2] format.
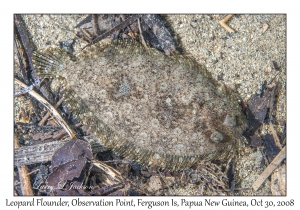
[262, 23, 269, 33]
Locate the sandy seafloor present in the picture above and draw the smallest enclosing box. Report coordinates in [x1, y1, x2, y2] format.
[14, 14, 286, 196]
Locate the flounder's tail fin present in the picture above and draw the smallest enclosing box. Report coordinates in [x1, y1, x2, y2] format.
[32, 47, 71, 78]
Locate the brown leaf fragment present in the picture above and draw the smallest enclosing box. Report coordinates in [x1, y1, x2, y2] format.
[250, 134, 263, 147]
[248, 96, 268, 123]
[47, 159, 86, 189]
[142, 15, 176, 55]
[243, 83, 276, 143]
[46, 139, 93, 191]
[264, 134, 281, 162]
[51, 139, 92, 168]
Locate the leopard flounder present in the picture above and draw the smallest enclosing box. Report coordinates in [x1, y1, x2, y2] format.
[33, 39, 246, 170]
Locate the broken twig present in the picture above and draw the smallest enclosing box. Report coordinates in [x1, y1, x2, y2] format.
[14, 134, 34, 196]
[219, 14, 234, 33]
[91, 14, 99, 37]
[93, 160, 124, 183]
[14, 78, 76, 138]
[138, 18, 148, 51]
[38, 97, 65, 126]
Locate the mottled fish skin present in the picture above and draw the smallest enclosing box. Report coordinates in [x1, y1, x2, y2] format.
[33, 39, 246, 170]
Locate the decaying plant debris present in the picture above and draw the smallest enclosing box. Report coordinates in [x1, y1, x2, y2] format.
[14, 14, 286, 196]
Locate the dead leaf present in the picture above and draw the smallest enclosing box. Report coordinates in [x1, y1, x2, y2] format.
[265, 134, 281, 161]
[47, 159, 87, 189]
[243, 84, 276, 143]
[250, 134, 263, 147]
[46, 139, 93, 191]
[52, 139, 92, 168]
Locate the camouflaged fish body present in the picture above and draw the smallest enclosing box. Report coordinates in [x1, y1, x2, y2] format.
[33, 40, 246, 170]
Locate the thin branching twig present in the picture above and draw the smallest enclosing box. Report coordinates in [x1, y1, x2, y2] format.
[14, 78, 76, 138]
[38, 97, 65, 126]
[82, 14, 143, 51]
